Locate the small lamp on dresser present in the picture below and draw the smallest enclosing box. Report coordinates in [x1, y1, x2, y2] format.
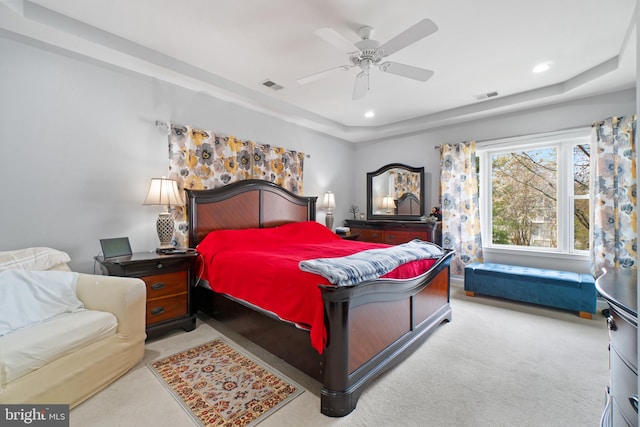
[143, 177, 183, 251]
[381, 195, 396, 213]
[322, 191, 336, 230]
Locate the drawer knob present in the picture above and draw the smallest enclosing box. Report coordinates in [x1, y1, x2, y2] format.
[151, 282, 165, 290]
[630, 395, 639, 414]
[606, 316, 617, 331]
[156, 263, 163, 269]
[151, 307, 165, 316]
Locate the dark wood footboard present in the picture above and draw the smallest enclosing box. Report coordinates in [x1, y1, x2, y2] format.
[194, 250, 453, 416]
[319, 250, 453, 416]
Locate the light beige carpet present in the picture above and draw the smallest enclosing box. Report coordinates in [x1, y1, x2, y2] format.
[70, 282, 610, 427]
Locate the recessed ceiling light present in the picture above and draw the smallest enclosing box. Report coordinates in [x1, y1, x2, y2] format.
[364, 110, 375, 118]
[532, 63, 551, 73]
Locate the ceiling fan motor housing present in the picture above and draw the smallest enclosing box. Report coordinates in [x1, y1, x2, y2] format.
[352, 38, 383, 71]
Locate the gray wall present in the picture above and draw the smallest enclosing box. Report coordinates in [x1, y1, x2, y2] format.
[0, 37, 354, 272]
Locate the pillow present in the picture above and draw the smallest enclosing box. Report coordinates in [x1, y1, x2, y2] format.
[0, 247, 71, 272]
[0, 270, 84, 336]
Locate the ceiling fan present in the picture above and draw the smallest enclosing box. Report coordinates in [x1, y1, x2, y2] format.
[297, 18, 438, 100]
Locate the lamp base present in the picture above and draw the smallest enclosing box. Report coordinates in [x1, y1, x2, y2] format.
[325, 212, 334, 230]
[156, 212, 175, 249]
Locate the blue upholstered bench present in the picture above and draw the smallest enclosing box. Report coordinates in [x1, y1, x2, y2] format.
[464, 263, 597, 318]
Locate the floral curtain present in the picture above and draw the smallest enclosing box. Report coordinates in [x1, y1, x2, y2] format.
[440, 141, 483, 275]
[391, 170, 421, 199]
[165, 123, 305, 247]
[590, 115, 637, 275]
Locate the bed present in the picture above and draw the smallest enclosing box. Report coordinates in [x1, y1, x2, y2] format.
[186, 179, 454, 417]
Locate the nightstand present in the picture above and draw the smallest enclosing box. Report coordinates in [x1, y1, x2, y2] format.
[95, 251, 198, 340]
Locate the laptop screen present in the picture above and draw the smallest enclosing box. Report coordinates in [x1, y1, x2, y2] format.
[100, 237, 132, 259]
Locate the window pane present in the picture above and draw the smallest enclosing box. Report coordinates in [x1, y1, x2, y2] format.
[491, 148, 558, 248]
[573, 144, 590, 196]
[574, 198, 590, 251]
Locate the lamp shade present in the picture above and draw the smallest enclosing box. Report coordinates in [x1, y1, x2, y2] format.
[322, 191, 336, 210]
[382, 195, 396, 213]
[143, 178, 183, 206]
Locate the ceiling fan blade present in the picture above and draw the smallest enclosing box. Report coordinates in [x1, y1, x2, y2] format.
[315, 27, 359, 53]
[352, 71, 368, 100]
[379, 62, 434, 82]
[378, 18, 438, 57]
[297, 65, 351, 85]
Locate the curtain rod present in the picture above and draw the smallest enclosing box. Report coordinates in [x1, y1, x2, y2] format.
[155, 120, 168, 131]
[434, 124, 597, 150]
[155, 120, 311, 158]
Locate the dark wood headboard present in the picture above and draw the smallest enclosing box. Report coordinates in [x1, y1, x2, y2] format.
[185, 179, 317, 246]
[396, 193, 420, 215]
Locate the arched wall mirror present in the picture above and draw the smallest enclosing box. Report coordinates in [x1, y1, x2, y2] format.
[367, 163, 425, 220]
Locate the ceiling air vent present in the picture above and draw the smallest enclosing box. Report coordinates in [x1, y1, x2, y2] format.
[474, 91, 498, 101]
[261, 79, 284, 91]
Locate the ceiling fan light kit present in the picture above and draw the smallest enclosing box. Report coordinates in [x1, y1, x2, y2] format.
[298, 19, 438, 100]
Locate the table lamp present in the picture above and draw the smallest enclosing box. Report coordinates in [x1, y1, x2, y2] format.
[322, 191, 336, 230]
[143, 177, 183, 251]
[382, 195, 396, 213]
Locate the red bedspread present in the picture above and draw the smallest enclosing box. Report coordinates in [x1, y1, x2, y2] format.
[196, 221, 437, 353]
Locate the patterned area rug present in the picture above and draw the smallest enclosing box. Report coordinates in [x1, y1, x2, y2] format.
[148, 338, 303, 426]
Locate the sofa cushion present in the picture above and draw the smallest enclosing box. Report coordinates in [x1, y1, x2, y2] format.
[0, 270, 84, 336]
[0, 309, 117, 386]
[0, 247, 71, 272]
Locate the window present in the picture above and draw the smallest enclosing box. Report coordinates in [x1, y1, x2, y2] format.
[478, 129, 591, 255]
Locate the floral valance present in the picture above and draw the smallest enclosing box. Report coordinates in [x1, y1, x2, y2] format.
[164, 123, 305, 247]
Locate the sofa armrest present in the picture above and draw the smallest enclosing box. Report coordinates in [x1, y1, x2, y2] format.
[76, 274, 146, 339]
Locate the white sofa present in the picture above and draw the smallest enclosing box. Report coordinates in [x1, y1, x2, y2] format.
[0, 247, 146, 407]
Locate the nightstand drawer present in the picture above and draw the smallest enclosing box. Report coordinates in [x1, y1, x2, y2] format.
[142, 271, 188, 298]
[120, 257, 190, 276]
[146, 294, 188, 325]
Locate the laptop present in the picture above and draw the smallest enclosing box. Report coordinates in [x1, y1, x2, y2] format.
[100, 237, 133, 260]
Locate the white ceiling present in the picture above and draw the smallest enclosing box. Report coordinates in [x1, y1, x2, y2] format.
[0, 0, 636, 142]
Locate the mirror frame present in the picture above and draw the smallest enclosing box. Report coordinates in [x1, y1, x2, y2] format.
[366, 163, 425, 220]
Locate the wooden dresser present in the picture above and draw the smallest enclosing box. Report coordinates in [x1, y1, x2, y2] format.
[596, 268, 638, 427]
[345, 219, 440, 245]
[96, 251, 198, 339]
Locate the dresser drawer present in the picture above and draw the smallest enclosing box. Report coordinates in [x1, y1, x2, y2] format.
[356, 228, 384, 243]
[610, 348, 638, 426]
[146, 293, 188, 325]
[612, 400, 635, 427]
[383, 229, 430, 244]
[608, 307, 638, 369]
[141, 271, 188, 298]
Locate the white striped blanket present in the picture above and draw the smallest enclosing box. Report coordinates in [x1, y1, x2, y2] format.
[298, 240, 444, 287]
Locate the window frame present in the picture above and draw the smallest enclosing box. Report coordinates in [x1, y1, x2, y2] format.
[477, 128, 591, 258]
